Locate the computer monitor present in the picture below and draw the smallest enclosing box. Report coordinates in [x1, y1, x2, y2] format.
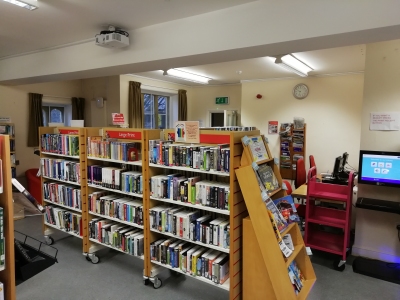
[332, 156, 343, 178]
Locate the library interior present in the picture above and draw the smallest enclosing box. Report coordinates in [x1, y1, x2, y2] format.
[0, 1, 400, 300]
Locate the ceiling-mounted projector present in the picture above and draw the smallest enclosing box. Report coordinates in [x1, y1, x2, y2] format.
[95, 26, 129, 48]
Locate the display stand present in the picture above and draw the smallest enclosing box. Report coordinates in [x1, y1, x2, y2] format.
[0, 134, 16, 300]
[236, 135, 315, 300]
[146, 128, 260, 299]
[279, 124, 306, 180]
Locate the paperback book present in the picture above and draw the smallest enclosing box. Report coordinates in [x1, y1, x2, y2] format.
[256, 163, 279, 192]
[272, 195, 300, 224]
[247, 136, 269, 162]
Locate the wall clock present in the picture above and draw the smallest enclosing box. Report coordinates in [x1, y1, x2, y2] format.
[293, 83, 309, 99]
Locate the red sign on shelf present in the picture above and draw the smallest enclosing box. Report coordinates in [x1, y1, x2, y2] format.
[112, 113, 125, 125]
[105, 130, 142, 140]
[59, 129, 79, 135]
[167, 133, 230, 144]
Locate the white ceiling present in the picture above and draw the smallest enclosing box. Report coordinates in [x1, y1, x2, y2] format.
[0, 0, 366, 86]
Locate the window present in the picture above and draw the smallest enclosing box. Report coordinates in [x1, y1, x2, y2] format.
[143, 93, 169, 129]
[42, 105, 67, 126]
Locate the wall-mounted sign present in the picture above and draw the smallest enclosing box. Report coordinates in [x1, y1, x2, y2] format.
[112, 113, 125, 125]
[175, 121, 200, 143]
[370, 112, 400, 131]
[215, 97, 229, 105]
[0, 117, 11, 123]
[268, 121, 278, 134]
[105, 130, 142, 140]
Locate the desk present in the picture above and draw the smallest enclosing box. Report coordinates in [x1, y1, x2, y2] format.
[292, 184, 307, 199]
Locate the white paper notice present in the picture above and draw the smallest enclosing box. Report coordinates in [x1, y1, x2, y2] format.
[370, 112, 400, 131]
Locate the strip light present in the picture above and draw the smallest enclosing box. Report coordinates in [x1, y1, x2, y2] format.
[3, 0, 37, 10]
[163, 69, 210, 84]
[275, 54, 313, 77]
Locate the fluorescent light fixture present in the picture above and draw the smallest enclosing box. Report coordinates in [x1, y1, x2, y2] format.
[275, 54, 313, 77]
[163, 69, 210, 84]
[3, 0, 37, 10]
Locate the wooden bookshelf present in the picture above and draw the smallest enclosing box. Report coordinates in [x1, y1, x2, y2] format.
[146, 128, 260, 298]
[279, 124, 306, 180]
[236, 138, 316, 300]
[39, 127, 87, 251]
[0, 135, 16, 300]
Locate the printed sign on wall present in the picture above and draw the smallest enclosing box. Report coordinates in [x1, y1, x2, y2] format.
[370, 112, 400, 131]
[175, 121, 200, 143]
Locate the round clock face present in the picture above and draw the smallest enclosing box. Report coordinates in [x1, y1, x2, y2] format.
[293, 84, 309, 99]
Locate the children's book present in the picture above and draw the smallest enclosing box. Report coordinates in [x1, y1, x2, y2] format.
[256, 163, 279, 192]
[272, 195, 300, 224]
[247, 136, 269, 162]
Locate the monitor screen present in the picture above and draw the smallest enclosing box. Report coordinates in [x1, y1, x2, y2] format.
[358, 150, 400, 187]
[332, 156, 343, 178]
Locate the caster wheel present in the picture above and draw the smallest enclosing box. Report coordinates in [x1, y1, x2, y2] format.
[143, 279, 150, 286]
[91, 255, 100, 264]
[153, 277, 162, 289]
[85, 255, 91, 262]
[333, 259, 345, 271]
[45, 236, 54, 245]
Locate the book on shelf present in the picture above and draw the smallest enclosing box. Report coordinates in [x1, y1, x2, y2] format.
[272, 195, 300, 224]
[256, 163, 280, 193]
[41, 134, 80, 156]
[44, 206, 82, 236]
[246, 135, 269, 162]
[266, 209, 292, 258]
[43, 182, 81, 210]
[0, 157, 2, 194]
[265, 199, 287, 233]
[0, 208, 4, 269]
[287, 260, 305, 295]
[87, 136, 141, 162]
[0, 282, 3, 300]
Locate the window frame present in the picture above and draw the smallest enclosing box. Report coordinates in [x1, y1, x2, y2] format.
[142, 93, 170, 129]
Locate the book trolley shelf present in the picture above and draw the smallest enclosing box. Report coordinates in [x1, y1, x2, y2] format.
[236, 135, 315, 300]
[0, 134, 16, 300]
[146, 128, 260, 299]
[279, 124, 306, 180]
[39, 127, 88, 250]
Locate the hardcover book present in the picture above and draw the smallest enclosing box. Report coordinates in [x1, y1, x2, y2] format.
[247, 136, 269, 162]
[256, 163, 279, 192]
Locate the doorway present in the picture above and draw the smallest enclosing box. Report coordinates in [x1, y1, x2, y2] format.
[210, 112, 224, 127]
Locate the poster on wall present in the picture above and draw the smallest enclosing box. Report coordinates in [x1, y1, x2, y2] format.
[370, 112, 400, 131]
[268, 121, 278, 134]
[112, 113, 125, 125]
[175, 121, 200, 143]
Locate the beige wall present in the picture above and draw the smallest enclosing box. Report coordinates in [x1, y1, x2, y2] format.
[0, 80, 82, 176]
[241, 75, 364, 176]
[188, 84, 241, 127]
[354, 40, 400, 262]
[81, 76, 120, 127]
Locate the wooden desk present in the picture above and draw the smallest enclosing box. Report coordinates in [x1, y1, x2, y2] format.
[292, 184, 307, 199]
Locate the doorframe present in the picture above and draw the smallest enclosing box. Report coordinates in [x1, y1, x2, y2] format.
[208, 110, 225, 127]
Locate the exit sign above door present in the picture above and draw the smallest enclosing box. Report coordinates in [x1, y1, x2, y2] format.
[215, 97, 229, 105]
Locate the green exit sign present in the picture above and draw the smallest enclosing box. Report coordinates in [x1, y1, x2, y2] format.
[215, 97, 229, 104]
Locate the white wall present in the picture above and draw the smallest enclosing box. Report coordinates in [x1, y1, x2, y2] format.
[0, 80, 82, 176]
[241, 74, 364, 177]
[353, 40, 400, 262]
[188, 84, 241, 127]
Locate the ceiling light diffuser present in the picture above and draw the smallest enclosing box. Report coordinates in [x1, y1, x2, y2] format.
[3, 0, 37, 10]
[275, 54, 313, 77]
[163, 69, 210, 84]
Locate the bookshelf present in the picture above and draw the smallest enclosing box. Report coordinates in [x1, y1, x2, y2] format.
[146, 128, 260, 298]
[237, 135, 315, 300]
[279, 123, 306, 180]
[85, 127, 150, 265]
[39, 127, 87, 252]
[0, 123, 16, 178]
[0, 134, 16, 300]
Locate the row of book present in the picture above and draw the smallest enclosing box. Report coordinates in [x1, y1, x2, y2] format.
[150, 205, 230, 249]
[9, 139, 15, 152]
[40, 158, 81, 184]
[87, 136, 141, 162]
[44, 206, 83, 236]
[88, 167, 143, 194]
[0, 208, 4, 270]
[150, 239, 229, 285]
[151, 175, 229, 211]
[288, 260, 305, 295]
[149, 140, 231, 173]
[41, 134, 80, 156]
[88, 191, 143, 226]
[88, 219, 144, 256]
[0, 125, 14, 137]
[43, 182, 81, 210]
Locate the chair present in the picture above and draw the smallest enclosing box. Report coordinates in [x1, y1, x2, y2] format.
[309, 155, 317, 174]
[295, 158, 306, 189]
[25, 168, 42, 204]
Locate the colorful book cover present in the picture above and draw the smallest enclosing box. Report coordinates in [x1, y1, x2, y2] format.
[248, 136, 269, 162]
[273, 195, 300, 224]
[256, 163, 279, 192]
[265, 199, 287, 232]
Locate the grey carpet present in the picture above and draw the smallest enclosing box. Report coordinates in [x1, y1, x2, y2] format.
[14, 216, 400, 300]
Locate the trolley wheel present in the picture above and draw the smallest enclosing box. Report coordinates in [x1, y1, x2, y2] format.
[90, 254, 100, 264]
[143, 278, 150, 286]
[45, 236, 54, 245]
[333, 259, 346, 271]
[85, 255, 91, 262]
[153, 277, 162, 289]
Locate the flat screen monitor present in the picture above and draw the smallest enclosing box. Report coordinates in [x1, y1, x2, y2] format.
[332, 156, 343, 178]
[358, 150, 400, 187]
